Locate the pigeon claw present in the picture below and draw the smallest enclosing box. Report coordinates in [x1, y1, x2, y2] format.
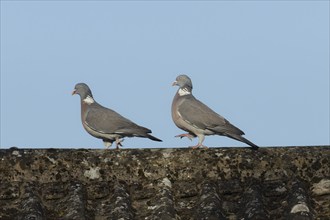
[115, 138, 124, 149]
[175, 133, 194, 141]
[103, 141, 113, 149]
[189, 144, 208, 149]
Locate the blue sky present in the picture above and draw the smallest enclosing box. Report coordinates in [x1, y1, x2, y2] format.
[1, 1, 329, 149]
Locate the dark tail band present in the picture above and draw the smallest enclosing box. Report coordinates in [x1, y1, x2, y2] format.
[228, 134, 259, 150]
[147, 134, 162, 142]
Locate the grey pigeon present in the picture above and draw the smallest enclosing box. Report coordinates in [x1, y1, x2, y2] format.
[72, 83, 162, 149]
[171, 75, 258, 150]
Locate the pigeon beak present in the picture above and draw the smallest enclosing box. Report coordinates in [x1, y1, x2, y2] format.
[172, 81, 178, 86]
[72, 89, 77, 95]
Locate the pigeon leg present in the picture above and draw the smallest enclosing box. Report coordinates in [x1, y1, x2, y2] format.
[115, 138, 124, 149]
[190, 134, 208, 149]
[175, 133, 194, 141]
[103, 141, 113, 149]
[190, 143, 209, 149]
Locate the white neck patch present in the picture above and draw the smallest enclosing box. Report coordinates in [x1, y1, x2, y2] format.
[178, 88, 191, 96]
[83, 95, 94, 105]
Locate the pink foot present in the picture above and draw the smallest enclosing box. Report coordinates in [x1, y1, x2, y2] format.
[115, 138, 124, 149]
[189, 144, 208, 149]
[175, 133, 194, 141]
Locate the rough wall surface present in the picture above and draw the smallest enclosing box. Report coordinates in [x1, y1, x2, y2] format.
[0, 146, 329, 220]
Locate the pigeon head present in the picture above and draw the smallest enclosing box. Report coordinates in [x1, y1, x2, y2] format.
[72, 83, 93, 100]
[172, 74, 193, 91]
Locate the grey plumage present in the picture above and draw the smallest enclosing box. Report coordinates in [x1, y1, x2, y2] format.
[73, 83, 162, 149]
[171, 75, 258, 150]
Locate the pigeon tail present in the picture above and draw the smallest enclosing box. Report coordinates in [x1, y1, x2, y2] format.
[227, 134, 259, 150]
[241, 137, 259, 150]
[147, 134, 162, 142]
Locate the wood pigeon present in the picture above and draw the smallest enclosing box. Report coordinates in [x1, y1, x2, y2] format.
[72, 83, 162, 149]
[171, 75, 258, 150]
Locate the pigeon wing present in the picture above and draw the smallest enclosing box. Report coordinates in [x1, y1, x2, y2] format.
[84, 104, 149, 135]
[178, 96, 244, 135]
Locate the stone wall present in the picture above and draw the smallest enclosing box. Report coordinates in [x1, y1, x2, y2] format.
[0, 146, 329, 219]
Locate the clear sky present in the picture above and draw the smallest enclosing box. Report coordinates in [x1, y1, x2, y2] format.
[1, 1, 329, 149]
